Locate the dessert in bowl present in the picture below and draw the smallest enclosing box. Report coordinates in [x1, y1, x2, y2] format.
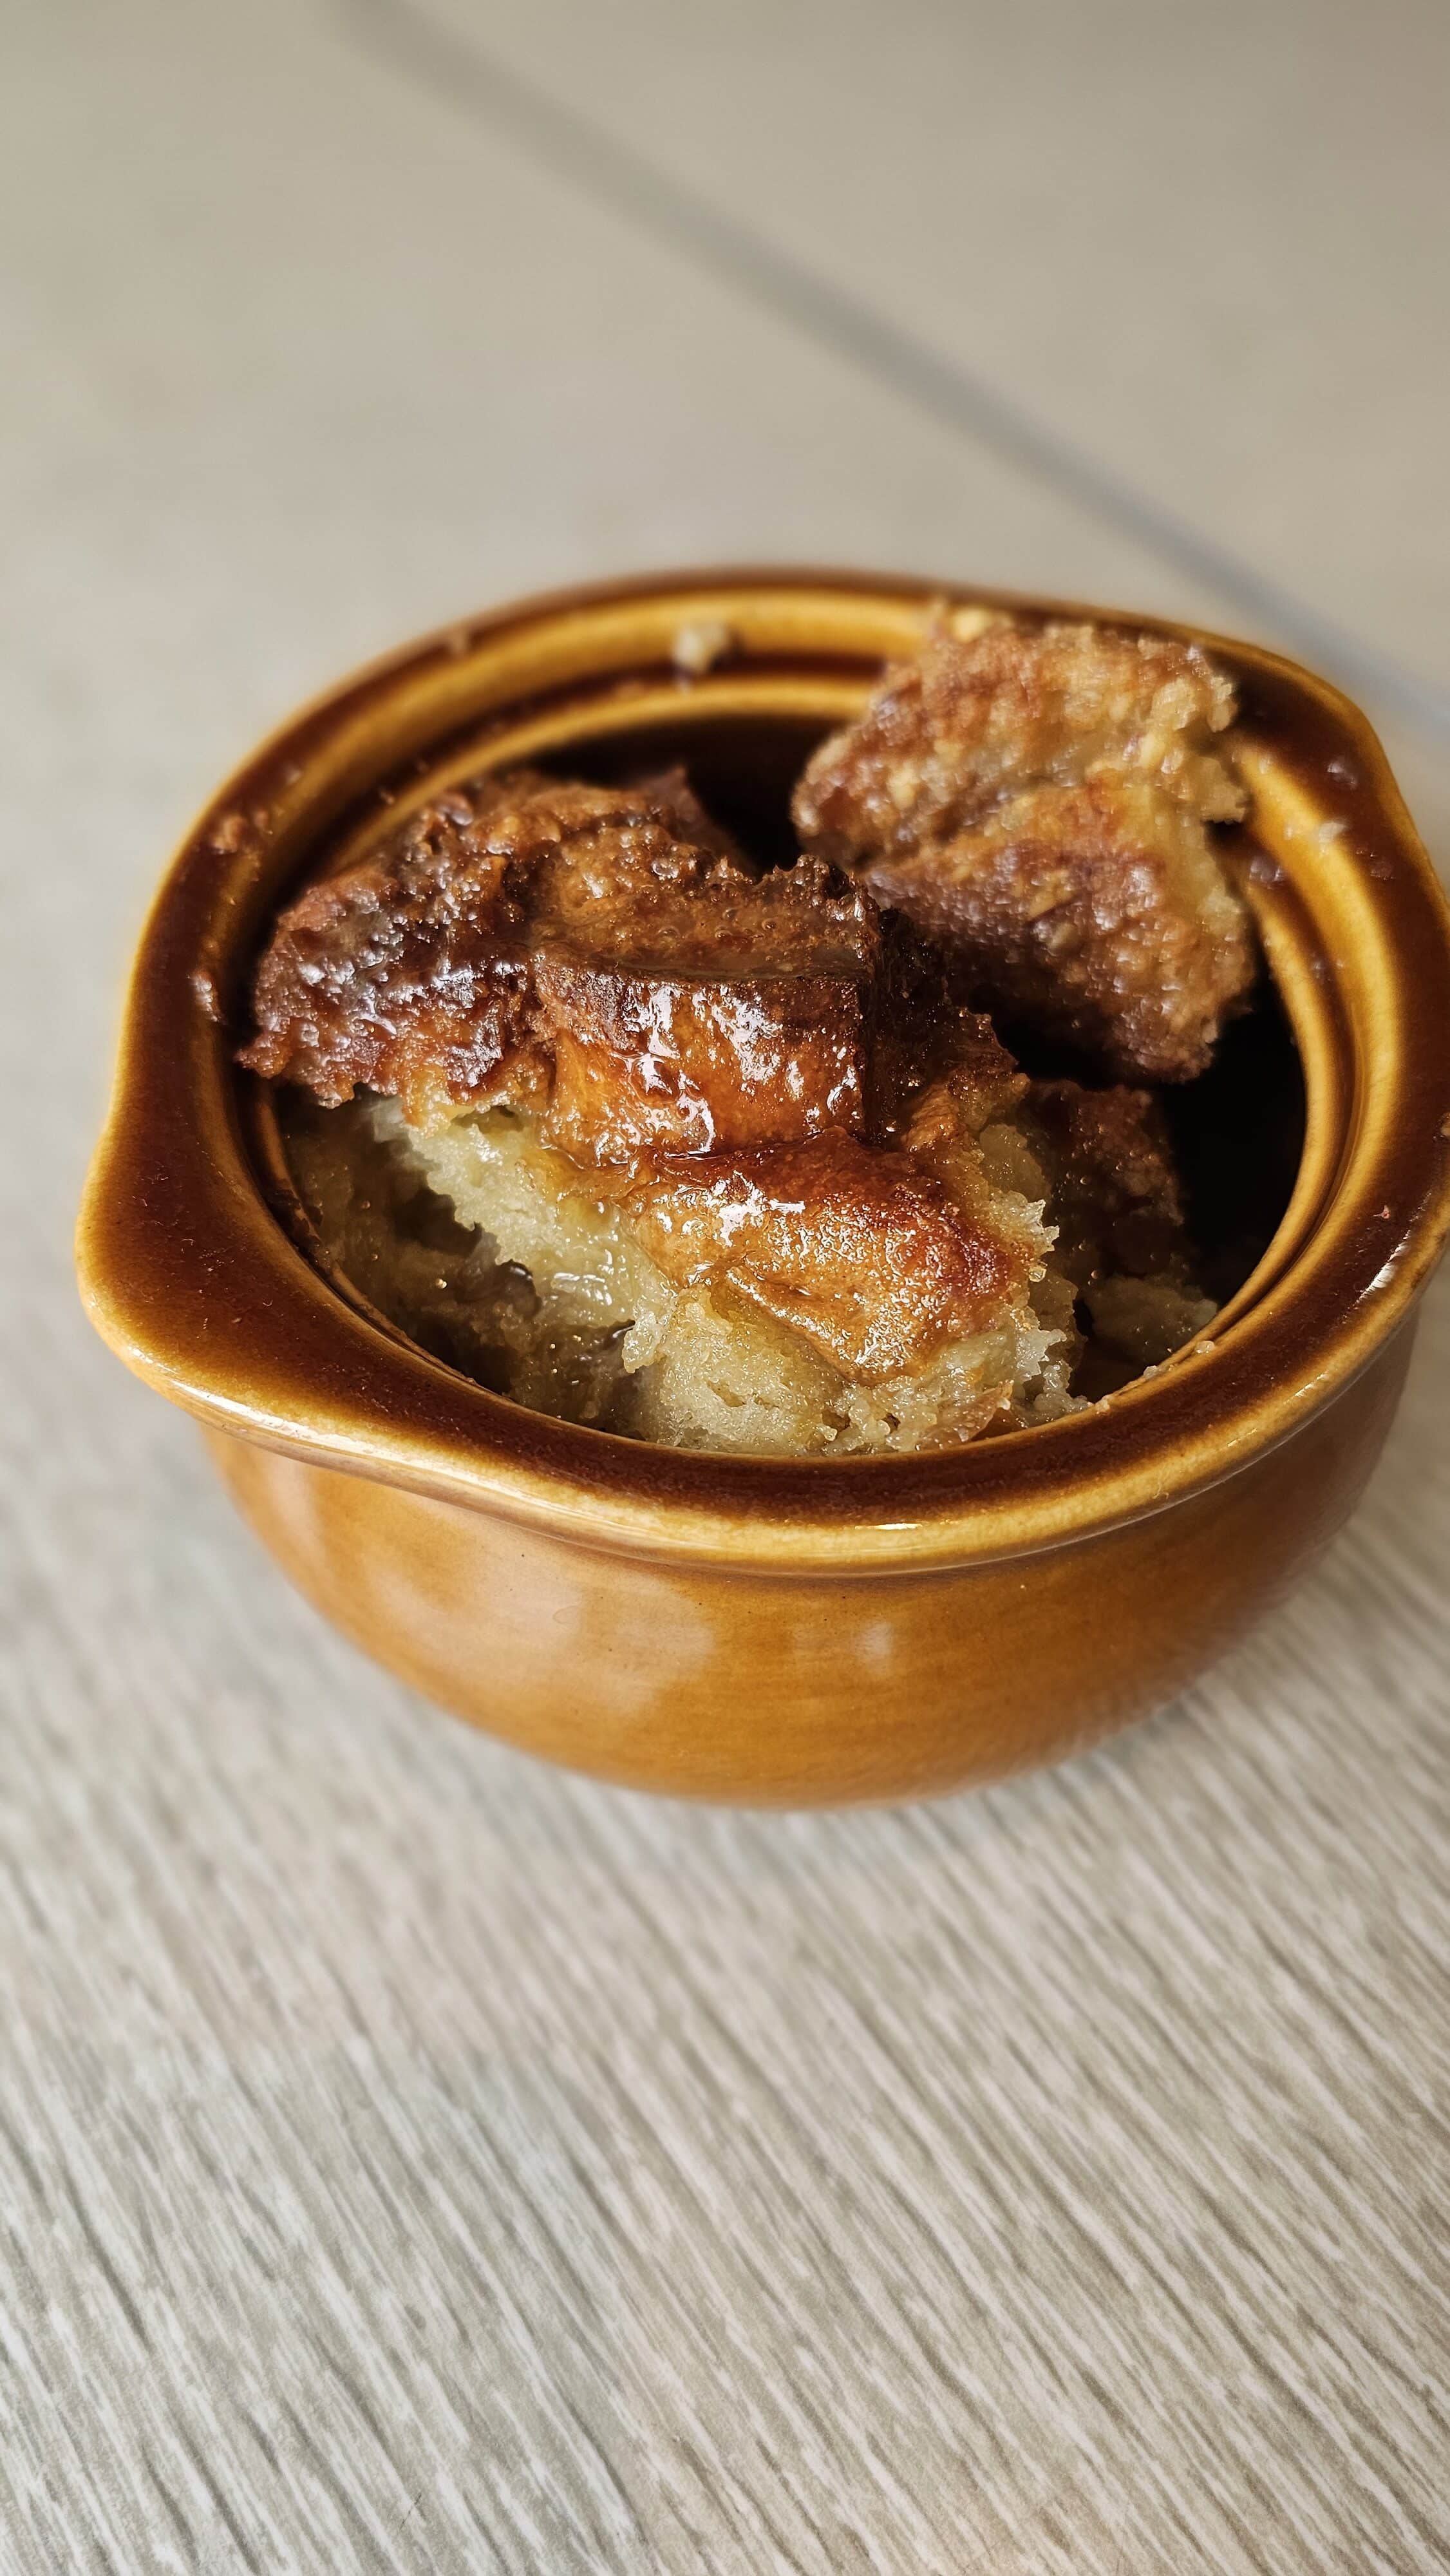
[78, 573, 1450, 1802]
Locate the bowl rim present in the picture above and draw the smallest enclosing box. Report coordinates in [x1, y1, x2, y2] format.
[77, 566, 1450, 1573]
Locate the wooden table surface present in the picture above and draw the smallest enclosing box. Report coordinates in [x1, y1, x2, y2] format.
[6, 3, 1449, 2566]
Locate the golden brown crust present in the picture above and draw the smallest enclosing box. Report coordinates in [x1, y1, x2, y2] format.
[1021, 1077, 1187, 1287]
[623, 766, 748, 866]
[620, 1130, 1036, 1381]
[241, 772, 878, 1142]
[239, 773, 548, 1125]
[860, 914, 1024, 1144]
[537, 953, 872, 1164]
[795, 618, 1245, 857]
[532, 849, 880, 1161]
[864, 775, 1254, 1081]
[793, 621, 1256, 1079]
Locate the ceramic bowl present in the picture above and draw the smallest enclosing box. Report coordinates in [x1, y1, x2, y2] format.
[78, 571, 1450, 1803]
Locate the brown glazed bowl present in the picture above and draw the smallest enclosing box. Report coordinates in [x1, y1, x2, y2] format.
[78, 571, 1450, 1804]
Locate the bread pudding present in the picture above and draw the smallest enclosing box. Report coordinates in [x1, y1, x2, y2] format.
[241, 618, 1252, 1457]
[794, 616, 1254, 1079]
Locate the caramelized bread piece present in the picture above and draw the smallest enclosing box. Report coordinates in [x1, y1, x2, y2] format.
[794, 620, 1255, 1079]
[240, 773, 548, 1125]
[862, 914, 1017, 1144]
[242, 770, 878, 1153]
[892, 1009, 1033, 1169]
[899, 1056, 1218, 1380]
[241, 772, 735, 1125]
[796, 619, 1245, 853]
[1022, 1077, 1188, 1289]
[534, 855, 880, 1162]
[850, 777, 1252, 1087]
[621, 1127, 1045, 1383]
[625, 766, 748, 866]
[1021, 1077, 1216, 1368]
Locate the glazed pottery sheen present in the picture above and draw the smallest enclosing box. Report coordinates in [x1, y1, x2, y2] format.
[78, 574, 1450, 1803]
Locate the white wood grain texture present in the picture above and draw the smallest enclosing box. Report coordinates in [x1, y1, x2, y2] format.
[415, 0, 1450, 714]
[3, 4, 1449, 2570]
